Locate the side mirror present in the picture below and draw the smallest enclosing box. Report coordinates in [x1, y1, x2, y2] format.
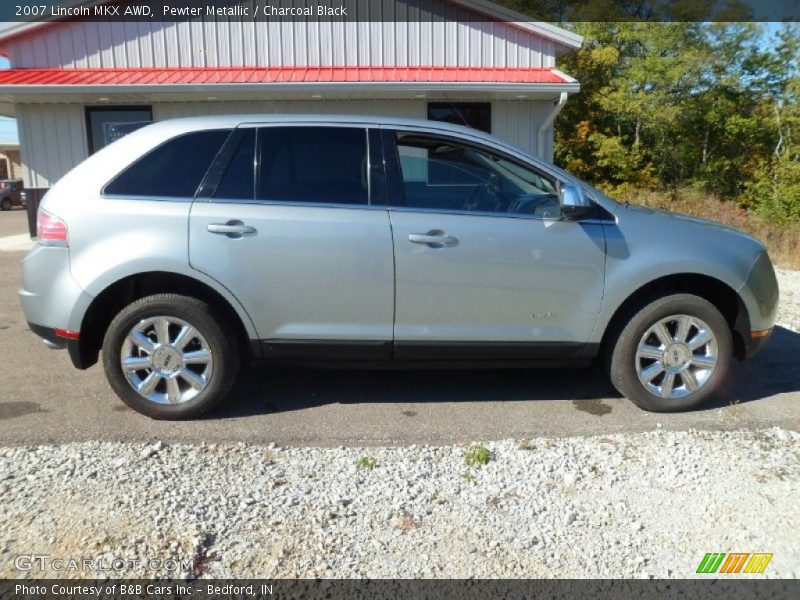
[560, 184, 594, 220]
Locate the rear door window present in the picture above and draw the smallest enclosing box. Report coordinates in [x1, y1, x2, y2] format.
[213, 129, 256, 201]
[105, 129, 231, 198]
[256, 127, 369, 205]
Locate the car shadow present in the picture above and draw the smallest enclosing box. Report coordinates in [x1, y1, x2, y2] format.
[208, 326, 800, 419]
[710, 325, 800, 406]
[213, 360, 617, 419]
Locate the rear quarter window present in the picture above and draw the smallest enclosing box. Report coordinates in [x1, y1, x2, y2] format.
[104, 129, 231, 198]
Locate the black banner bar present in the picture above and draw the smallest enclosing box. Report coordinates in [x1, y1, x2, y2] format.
[3, 580, 799, 600]
[1, 0, 799, 24]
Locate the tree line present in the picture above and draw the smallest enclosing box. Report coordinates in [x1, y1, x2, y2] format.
[546, 21, 799, 222]
[495, 0, 799, 224]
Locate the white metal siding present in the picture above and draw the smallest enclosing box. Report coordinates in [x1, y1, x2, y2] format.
[17, 98, 552, 187]
[155, 99, 551, 154]
[17, 104, 87, 188]
[492, 100, 554, 159]
[6, 9, 556, 69]
[156, 99, 551, 156]
[152, 99, 428, 120]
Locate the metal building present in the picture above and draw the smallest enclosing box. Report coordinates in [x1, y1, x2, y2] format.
[0, 0, 581, 196]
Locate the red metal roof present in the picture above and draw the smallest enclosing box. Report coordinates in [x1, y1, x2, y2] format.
[0, 66, 569, 86]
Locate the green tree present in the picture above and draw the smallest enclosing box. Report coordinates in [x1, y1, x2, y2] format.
[746, 24, 800, 222]
[555, 22, 709, 192]
[685, 22, 775, 197]
[496, 1, 800, 222]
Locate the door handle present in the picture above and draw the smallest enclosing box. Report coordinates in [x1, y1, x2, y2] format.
[408, 230, 459, 248]
[207, 221, 256, 238]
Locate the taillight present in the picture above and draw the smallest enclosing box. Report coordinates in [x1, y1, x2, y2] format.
[37, 209, 68, 246]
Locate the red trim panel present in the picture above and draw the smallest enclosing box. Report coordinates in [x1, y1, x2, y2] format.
[0, 66, 569, 86]
[54, 328, 80, 340]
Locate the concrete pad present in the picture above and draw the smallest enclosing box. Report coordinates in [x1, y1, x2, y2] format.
[0, 233, 34, 252]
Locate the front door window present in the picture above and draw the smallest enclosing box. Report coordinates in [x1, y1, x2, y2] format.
[393, 133, 561, 218]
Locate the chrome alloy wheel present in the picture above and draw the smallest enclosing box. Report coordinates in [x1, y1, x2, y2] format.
[635, 314, 718, 400]
[120, 316, 213, 405]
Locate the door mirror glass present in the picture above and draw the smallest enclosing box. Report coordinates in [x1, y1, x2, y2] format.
[560, 184, 594, 220]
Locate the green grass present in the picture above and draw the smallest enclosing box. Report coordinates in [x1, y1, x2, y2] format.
[464, 444, 491, 467]
[356, 456, 378, 470]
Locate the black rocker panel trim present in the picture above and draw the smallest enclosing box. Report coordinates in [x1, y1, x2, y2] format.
[257, 339, 597, 363]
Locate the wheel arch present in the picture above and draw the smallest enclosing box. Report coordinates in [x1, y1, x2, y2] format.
[599, 273, 750, 361]
[75, 271, 256, 369]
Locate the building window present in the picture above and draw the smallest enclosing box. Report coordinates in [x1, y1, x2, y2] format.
[427, 102, 492, 133]
[85, 106, 153, 154]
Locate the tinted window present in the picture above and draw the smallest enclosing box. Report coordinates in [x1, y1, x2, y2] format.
[394, 133, 560, 217]
[428, 102, 491, 133]
[214, 129, 255, 200]
[257, 127, 368, 205]
[105, 130, 230, 198]
[86, 106, 152, 154]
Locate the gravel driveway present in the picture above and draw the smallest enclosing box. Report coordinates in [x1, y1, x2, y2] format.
[1, 428, 797, 579]
[776, 268, 800, 332]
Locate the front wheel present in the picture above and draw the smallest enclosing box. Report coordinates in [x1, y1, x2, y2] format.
[608, 294, 732, 412]
[1, 198, 11, 211]
[102, 294, 239, 420]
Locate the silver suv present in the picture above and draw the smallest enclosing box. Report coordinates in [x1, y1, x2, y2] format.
[19, 115, 778, 419]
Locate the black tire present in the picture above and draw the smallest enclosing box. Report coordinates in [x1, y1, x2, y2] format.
[608, 293, 732, 412]
[102, 293, 239, 420]
[0, 198, 11, 211]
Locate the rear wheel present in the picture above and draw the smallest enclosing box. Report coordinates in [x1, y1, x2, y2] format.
[102, 294, 239, 419]
[1, 198, 11, 210]
[608, 294, 732, 412]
